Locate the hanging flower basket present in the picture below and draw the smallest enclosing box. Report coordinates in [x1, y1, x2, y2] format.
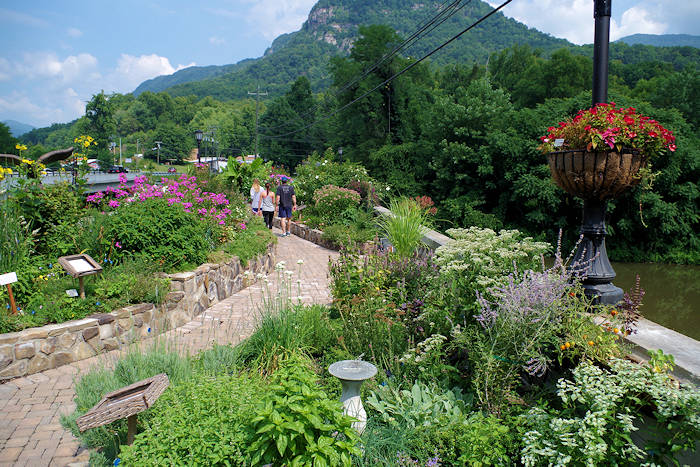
[539, 103, 675, 200]
[547, 149, 646, 200]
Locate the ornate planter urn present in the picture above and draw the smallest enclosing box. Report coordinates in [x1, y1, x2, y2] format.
[547, 149, 646, 200]
[328, 360, 377, 435]
[547, 149, 647, 304]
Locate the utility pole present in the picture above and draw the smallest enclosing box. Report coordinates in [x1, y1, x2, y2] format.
[248, 85, 267, 157]
[119, 137, 122, 166]
[155, 141, 162, 166]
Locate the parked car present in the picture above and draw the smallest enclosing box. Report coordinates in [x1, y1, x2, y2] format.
[107, 166, 128, 173]
[167, 167, 177, 173]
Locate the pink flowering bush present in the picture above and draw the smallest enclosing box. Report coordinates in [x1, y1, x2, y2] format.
[539, 102, 676, 157]
[312, 185, 361, 223]
[87, 174, 239, 228]
[86, 174, 251, 269]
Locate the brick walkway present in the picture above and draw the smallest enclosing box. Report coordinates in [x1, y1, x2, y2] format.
[0, 230, 338, 466]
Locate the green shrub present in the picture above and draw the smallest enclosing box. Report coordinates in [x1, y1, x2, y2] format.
[293, 151, 376, 206]
[222, 215, 275, 266]
[61, 346, 195, 466]
[246, 352, 361, 466]
[361, 381, 514, 466]
[312, 184, 361, 224]
[236, 304, 336, 375]
[321, 223, 375, 249]
[94, 258, 170, 306]
[100, 197, 211, 270]
[432, 227, 550, 318]
[521, 358, 700, 467]
[119, 374, 260, 466]
[366, 381, 468, 430]
[377, 197, 432, 258]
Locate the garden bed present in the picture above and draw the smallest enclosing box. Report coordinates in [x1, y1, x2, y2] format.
[0, 243, 275, 380]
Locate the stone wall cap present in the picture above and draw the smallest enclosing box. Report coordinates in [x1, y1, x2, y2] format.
[168, 271, 195, 281]
[87, 313, 115, 325]
[0, 332, 22, 345]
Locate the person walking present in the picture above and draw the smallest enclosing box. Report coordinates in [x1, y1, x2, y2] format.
[275, 176, 296, 237]
[250, 179, 263, 216]
[259, 182, 275, 229]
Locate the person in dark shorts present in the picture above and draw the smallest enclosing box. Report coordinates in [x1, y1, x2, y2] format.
[275, 176, 296, 236]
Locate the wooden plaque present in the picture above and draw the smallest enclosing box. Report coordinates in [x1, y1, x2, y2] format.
[57, 254, 103, 278]
[76, 373, 170, 432]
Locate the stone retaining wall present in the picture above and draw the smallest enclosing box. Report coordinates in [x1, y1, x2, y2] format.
[273, 218, 337, 249]
[0, 244, 276, 381]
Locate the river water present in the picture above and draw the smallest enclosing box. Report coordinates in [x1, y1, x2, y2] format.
[612, 262, 700, 341]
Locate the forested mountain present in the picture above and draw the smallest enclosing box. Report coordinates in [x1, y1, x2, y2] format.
[2, 120, 34, 137]
[617, 34, 700, 48]
[136, 0, 571, 99]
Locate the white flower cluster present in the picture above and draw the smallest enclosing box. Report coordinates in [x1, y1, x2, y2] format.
[434, 227, 550, 287]
[399, 334, 447, 364]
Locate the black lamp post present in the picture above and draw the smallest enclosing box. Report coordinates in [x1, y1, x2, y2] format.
[571, 0, 622, 305]
[194, 129, 203, 164]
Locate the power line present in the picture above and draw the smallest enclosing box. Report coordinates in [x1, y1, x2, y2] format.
[261, 0, 513, 140]
[248, 85, 268, 156]
[260, 0, 469, 133]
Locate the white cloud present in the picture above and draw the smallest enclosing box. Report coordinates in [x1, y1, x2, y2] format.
[209, 36, 226, 46]
[115, 54, 194, 88]
[15, 52, 98, 82]
[610, 7, 666, 41]
[109, 54, 195, 90]
[487, 0, 593, 44]
[0, 58, 11, 81]
[245, 0, 317, 40]
[0, 88, 85, 127]
[485, 1, 688, 44]
[67, 27, 83, 38]
[0, 8, 48, 28]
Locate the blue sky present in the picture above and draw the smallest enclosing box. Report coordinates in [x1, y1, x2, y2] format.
[1, 0, 697, 128]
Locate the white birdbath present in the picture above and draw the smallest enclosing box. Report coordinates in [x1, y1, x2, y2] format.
[328, 360, 377, 435]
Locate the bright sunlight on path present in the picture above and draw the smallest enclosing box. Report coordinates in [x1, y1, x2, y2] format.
[0, 229, 338, 467]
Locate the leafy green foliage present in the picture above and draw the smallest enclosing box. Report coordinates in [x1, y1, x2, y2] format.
[236, 304, 336, 375]
[246, 353, 361, 466]
[521, 358, 700, 466]
[119, 374, 259, 466]
[221, 215, 276, 266]
[377, 197, 432, 257]
[61, 346, 195, 466]
[366, 381, 468, 430]
[99, 197, 211, 270]
[220, 156, 272, 194]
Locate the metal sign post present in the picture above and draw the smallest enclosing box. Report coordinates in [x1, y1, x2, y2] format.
[0, 272, 18, 315]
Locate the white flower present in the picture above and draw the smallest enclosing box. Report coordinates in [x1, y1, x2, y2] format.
[284, 270, 294, 276]
[386, 186, 391, 191]
[275, 261, 286, 271]
[315, 175, 319, 179]
[297, 259, 304, 265]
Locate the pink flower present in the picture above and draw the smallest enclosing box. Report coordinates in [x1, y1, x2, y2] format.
[115, 241, 122, 249]
[239, 223, 246, 230]
[108, 200, 120, 208]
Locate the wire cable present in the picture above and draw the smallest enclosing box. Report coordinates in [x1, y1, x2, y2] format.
[261, 0, 513, 140]
[260, 0, 469, 133]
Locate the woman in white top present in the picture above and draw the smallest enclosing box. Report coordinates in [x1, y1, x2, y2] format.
[250, 179, 263, 216]
[258, 182, 275, 229]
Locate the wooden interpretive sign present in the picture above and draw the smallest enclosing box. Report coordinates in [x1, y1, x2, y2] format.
[57, 254, 103, 298]
[76, 373, 169, 444]
[0, 272, 18, 315]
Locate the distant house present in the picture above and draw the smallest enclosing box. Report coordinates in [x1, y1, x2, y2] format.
[235, 155, 258, 164]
